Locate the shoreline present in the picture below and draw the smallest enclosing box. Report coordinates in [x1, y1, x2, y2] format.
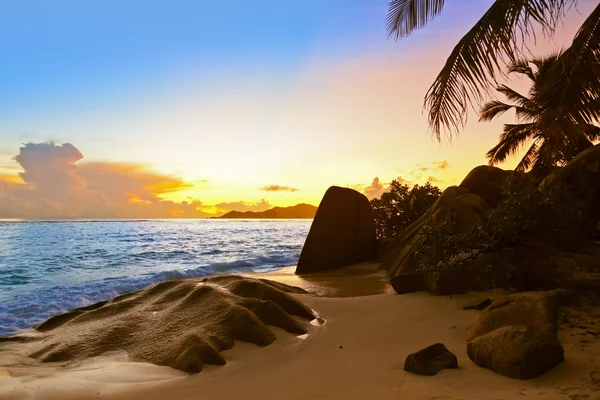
[1, 265, 600, 400]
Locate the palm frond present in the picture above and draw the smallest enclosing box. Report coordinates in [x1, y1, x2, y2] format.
[479, 100, 514, 121]
[386, 0, 446, 39]
[486, 123, 535, 165]
[539, 3, 600, 138]
[515, 141, 539, 172]
[585, 124, 600, 141]
[416, 0, 575, 141]
[507, 58, 535, 81]
[496, 84, 537, 116]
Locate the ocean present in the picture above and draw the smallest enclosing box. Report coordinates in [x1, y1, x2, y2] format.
[0, 219, 311, 336]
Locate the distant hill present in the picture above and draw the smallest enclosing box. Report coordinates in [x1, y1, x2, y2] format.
[219, 203, 317, 219]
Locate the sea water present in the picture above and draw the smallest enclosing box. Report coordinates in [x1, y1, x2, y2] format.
[0, 219, 311, 335]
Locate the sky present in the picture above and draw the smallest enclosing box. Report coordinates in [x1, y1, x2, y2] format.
[0, 0, 597, 218]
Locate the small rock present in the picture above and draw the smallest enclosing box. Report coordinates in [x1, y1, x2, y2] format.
[463, 298, 492, 310]
[404, 343, 458, 376]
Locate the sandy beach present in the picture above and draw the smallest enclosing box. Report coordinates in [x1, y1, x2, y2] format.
[1, 263, 599, 400]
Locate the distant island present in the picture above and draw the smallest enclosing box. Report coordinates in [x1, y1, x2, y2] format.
[218, 203, 317, 219]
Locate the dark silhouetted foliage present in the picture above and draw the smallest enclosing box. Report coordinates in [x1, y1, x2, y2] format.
[413, 174, 590, 272]
[371, 181, 441, 239]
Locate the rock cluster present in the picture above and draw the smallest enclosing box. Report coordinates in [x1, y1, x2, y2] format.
[466, 292, 564, 379]
[20, 276, 315, 373]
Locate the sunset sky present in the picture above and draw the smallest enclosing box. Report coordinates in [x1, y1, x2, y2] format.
[0, 0, 596, 218]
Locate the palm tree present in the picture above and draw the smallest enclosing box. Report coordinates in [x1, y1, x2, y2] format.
[386, 0, 600, 143]
[479, 53, 600, 173]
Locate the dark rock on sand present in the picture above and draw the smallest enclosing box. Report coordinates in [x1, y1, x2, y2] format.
[296, 186, 377, 274]
[466, 291, 559, 342]
[21, 276, 315, 373]
[404, 343, 458, 376]
[390, 251, 511, 296]
[463, 298, 492, 310]
[466, 291, 564, 379]
[467, 325, 564, 379]
[390, 272, 427, 295]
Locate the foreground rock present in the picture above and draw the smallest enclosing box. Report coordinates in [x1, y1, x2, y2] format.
[17, 276, 315, 373]
[381, 185, 490, 279]
[296, 186, 377, 274]
[389, 250, 512, 296]
[463, 298, 492, 310]
[466, 292, 564, 379]
[404, 343, 458, 376]
[459, 165, 514, 208]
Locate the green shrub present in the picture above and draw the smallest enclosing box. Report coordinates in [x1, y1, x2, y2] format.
[413, 174, 590, 273]
[370, 181, 441, 240]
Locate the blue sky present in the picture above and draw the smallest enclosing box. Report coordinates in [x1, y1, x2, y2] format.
[0, 0, 595, 218]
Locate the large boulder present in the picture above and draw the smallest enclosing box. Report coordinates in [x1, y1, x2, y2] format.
[295, 186, 377, 274]
[543, 143, 600, 221]
[467, 326, 564, 380]
[466, 291, 564, 379]
[381, 186, 490, 278]
[404, 343, 458, 376]
[459, 165, 514, 208]
[466, 291, 559, 342]
[390, 250, 511, 296]
[16, 276, 315, 374]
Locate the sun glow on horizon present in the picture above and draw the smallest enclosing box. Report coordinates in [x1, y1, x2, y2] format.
[0, 1, 597, 219]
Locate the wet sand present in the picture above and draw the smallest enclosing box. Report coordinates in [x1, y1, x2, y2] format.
[1, 263, 600, 400]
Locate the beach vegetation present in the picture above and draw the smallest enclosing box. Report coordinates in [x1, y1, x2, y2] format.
[371, 181, 441, 239]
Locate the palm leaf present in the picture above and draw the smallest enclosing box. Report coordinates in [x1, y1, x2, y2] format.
[515, 141, 539, 172]
[585, 124, 600, 141]
[386, 0, 446, 39]
[495, 84, 537, 120]
[392, 0, 576, 140]
[507, 58, 535, 81]
[542, 3, 600, 134]
[486, 123, 535, 165]
[479, 100, 514, 121]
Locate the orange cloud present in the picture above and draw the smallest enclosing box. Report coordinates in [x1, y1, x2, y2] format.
[433, 160, 449, 170]
[260, 185, 298, 192]
[0, 142, 250, 219]
[364, 177, 385, 199]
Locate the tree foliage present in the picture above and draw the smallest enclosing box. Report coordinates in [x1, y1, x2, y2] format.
[480, 54, 600, 174]
[413, 174, 590, 272]
[370, 180, 441, 239]
[387, 0, 600, 143]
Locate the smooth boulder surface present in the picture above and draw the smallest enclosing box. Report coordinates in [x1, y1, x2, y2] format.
[19, 276, 315, 373]
[467, 325, 564, 380]
[459, 165, 514, 208]
[295, 186, 377, 274]
[381, 186, 489, 278]
[465, 292, 559, 342]
[466, 291, 563, 379]
[404, 343, 458, 376]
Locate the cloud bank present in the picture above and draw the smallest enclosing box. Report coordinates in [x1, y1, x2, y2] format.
[259, 185, 298, 192]
[352, 160, 450, 200]
[0, 142, 272, 219]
